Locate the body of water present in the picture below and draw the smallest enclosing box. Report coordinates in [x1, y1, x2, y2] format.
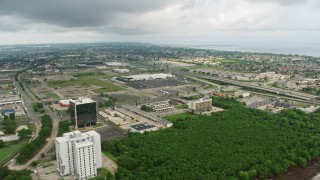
[179, 42, 320, 57]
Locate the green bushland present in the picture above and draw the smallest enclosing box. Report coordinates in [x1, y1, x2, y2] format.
[58, 121, 71, 136]
[16, 114, 53, 164]
[89, 168, 114, 180]
[102, 97, 320, 179]
[0, 166, 31, 180]
[174, 104, 188, 109]
[140, 105, 154, 112]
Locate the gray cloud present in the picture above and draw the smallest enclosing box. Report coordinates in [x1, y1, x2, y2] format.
[246, 0, 306, 6]
[0, 0, 319, 45]
[0, 0, 171, 27]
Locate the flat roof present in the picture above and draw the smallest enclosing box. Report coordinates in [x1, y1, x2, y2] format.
[56, 130, 99, 143]
[75, 140, 93, 148]
[130, 123, 156, 131]
[70, 97, 96, 105]
[192, 97, 212, 103]
[2, 109, 15, 113]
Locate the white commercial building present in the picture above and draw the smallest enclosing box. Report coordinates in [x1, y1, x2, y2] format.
[105, 62, 123, 66]
[129, 123, 158, 133]
[113, 68, 129, 73]
[55, 130, 102, 180]
[118, 73, 175, 82]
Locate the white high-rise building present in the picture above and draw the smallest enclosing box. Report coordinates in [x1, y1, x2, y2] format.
[55, 130, 102, 180]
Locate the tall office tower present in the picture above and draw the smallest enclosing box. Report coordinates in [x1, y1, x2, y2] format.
[70, 97, 97, 129]
[55, 130, 102, 180]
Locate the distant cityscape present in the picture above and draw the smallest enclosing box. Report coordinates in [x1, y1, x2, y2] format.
[0, 42, 319, 179]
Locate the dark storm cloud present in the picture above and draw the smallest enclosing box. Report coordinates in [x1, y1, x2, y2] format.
[0, 0, 171, 27]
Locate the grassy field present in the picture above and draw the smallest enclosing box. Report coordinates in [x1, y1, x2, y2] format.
[0, 140, 28, 166]
[45, 92, 60, 99]
[174, 104, 188, 109]
[47, 77, 125, 93]
[165, 112, 200, 120]
[210, 59, 243, 64]
[185, 75, 218, 88]
[16, 116, 31, 125]
[27, 122, 36, 133]
[71, 71, 111, 79]
[89, 168, 112, 180]
[103, 151, 118, 162]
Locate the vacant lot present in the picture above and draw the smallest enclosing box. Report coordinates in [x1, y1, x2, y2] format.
[47, 78, 125, 93]
[45, 92, 60, 99]
[71, 71, 111, 79]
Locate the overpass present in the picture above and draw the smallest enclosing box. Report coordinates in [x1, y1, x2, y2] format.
[185, 74, 319, 101]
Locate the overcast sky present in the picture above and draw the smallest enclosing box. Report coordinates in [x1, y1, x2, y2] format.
[0, 0, 320, 46]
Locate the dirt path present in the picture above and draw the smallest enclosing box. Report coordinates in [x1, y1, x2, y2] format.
[101, 153, 118, 174]
[279, 157, 320, 180]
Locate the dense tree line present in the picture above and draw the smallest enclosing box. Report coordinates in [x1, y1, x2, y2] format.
[102, 97, 320, 179]
[58, 121, 71, 136]
[16, 114, 52, 164]
[140, 105, 154, 112]
[17, 129, 32, 140]
[2, 113, 17, 134]
[0, 167, 31, 180]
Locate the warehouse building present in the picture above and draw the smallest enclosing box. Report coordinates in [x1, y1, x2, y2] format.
[112, 69, 129, 73]
[122, 105, 173, 128]
[117, 73, 175, 82]
[55, 130, 102, 180]
[129, 123, 158, 133]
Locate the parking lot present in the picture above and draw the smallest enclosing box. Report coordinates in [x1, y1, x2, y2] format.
[95, 121, 127, 140]
[125, 78, 187, 89]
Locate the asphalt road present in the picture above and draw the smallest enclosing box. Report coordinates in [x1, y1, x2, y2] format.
[8, 78, 59, 170]
[13, 79, 41, 139]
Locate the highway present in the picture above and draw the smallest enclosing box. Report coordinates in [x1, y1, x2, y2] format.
[179, 72, 319, 102]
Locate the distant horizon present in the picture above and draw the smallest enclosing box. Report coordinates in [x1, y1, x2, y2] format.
[1, 0, 320, 58]
[1, 41, 319, 58]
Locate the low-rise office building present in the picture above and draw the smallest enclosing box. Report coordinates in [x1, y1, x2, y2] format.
[188, 97, 212, 113]
[148, 101, 174, 112]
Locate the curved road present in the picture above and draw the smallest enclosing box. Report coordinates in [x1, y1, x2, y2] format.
[8, 78, 59, 170]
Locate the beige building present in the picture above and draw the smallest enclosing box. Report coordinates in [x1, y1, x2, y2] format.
[148, 101, 174, 112]
[188, 97, 212, 113]
[234, 91, 250, 98]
